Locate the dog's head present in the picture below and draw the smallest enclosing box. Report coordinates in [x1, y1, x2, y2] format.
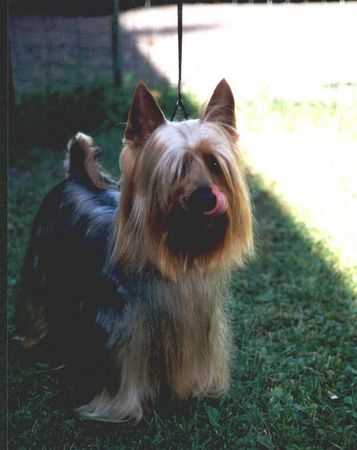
[113, 80, 253, 279]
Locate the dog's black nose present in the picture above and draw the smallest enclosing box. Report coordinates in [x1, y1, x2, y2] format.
[187, 187, 216, 214]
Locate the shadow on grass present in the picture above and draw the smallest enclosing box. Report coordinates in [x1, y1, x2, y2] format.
[8, 144, 356, 448]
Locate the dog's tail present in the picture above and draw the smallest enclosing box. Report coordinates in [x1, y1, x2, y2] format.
[64, 132, 117, 189]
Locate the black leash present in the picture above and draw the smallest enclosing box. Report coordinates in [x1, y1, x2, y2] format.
[170, 1, 188, 121]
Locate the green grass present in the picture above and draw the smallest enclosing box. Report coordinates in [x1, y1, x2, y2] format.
[8, 88, 357, 449]
[237, 85, 357, 281]
[239, 84, 357, 140]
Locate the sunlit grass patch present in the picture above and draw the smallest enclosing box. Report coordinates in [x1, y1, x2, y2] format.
[239, 83, 357, 139]
[239, 85, 357, 282]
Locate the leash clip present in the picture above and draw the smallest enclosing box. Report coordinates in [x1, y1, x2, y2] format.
[171, 97, 188, 121]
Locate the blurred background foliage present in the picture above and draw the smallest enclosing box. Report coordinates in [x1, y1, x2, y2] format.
[10, 77, 200, 158]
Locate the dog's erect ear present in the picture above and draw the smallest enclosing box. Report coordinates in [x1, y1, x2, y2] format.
[202, 79, 236, 130]
[125, 82, 166, 147]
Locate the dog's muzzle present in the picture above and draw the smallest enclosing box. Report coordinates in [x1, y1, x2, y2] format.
[187, 186, 228, 217]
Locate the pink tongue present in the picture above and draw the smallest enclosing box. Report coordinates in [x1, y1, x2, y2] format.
[204, 186, 228, 217]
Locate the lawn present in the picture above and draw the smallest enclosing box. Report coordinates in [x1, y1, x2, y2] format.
[8, 85, 357, 449]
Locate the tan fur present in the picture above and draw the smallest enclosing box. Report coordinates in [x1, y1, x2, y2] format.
[160, 270, 231, 398]
[77, 305, 156, 423]
[112, 119, 253, 280]
[65, 132, 117, 189]
[78, 80, 254, 422]
[78, 269, 231, 422]
[17, 80, 253, 423]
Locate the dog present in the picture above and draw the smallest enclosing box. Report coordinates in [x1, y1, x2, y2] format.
[15, 79, 253, 422]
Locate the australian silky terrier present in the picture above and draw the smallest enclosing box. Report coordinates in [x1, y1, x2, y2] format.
[15, 79, 253, 422]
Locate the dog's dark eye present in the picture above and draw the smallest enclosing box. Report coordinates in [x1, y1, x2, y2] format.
[207, 155, 221, 176]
